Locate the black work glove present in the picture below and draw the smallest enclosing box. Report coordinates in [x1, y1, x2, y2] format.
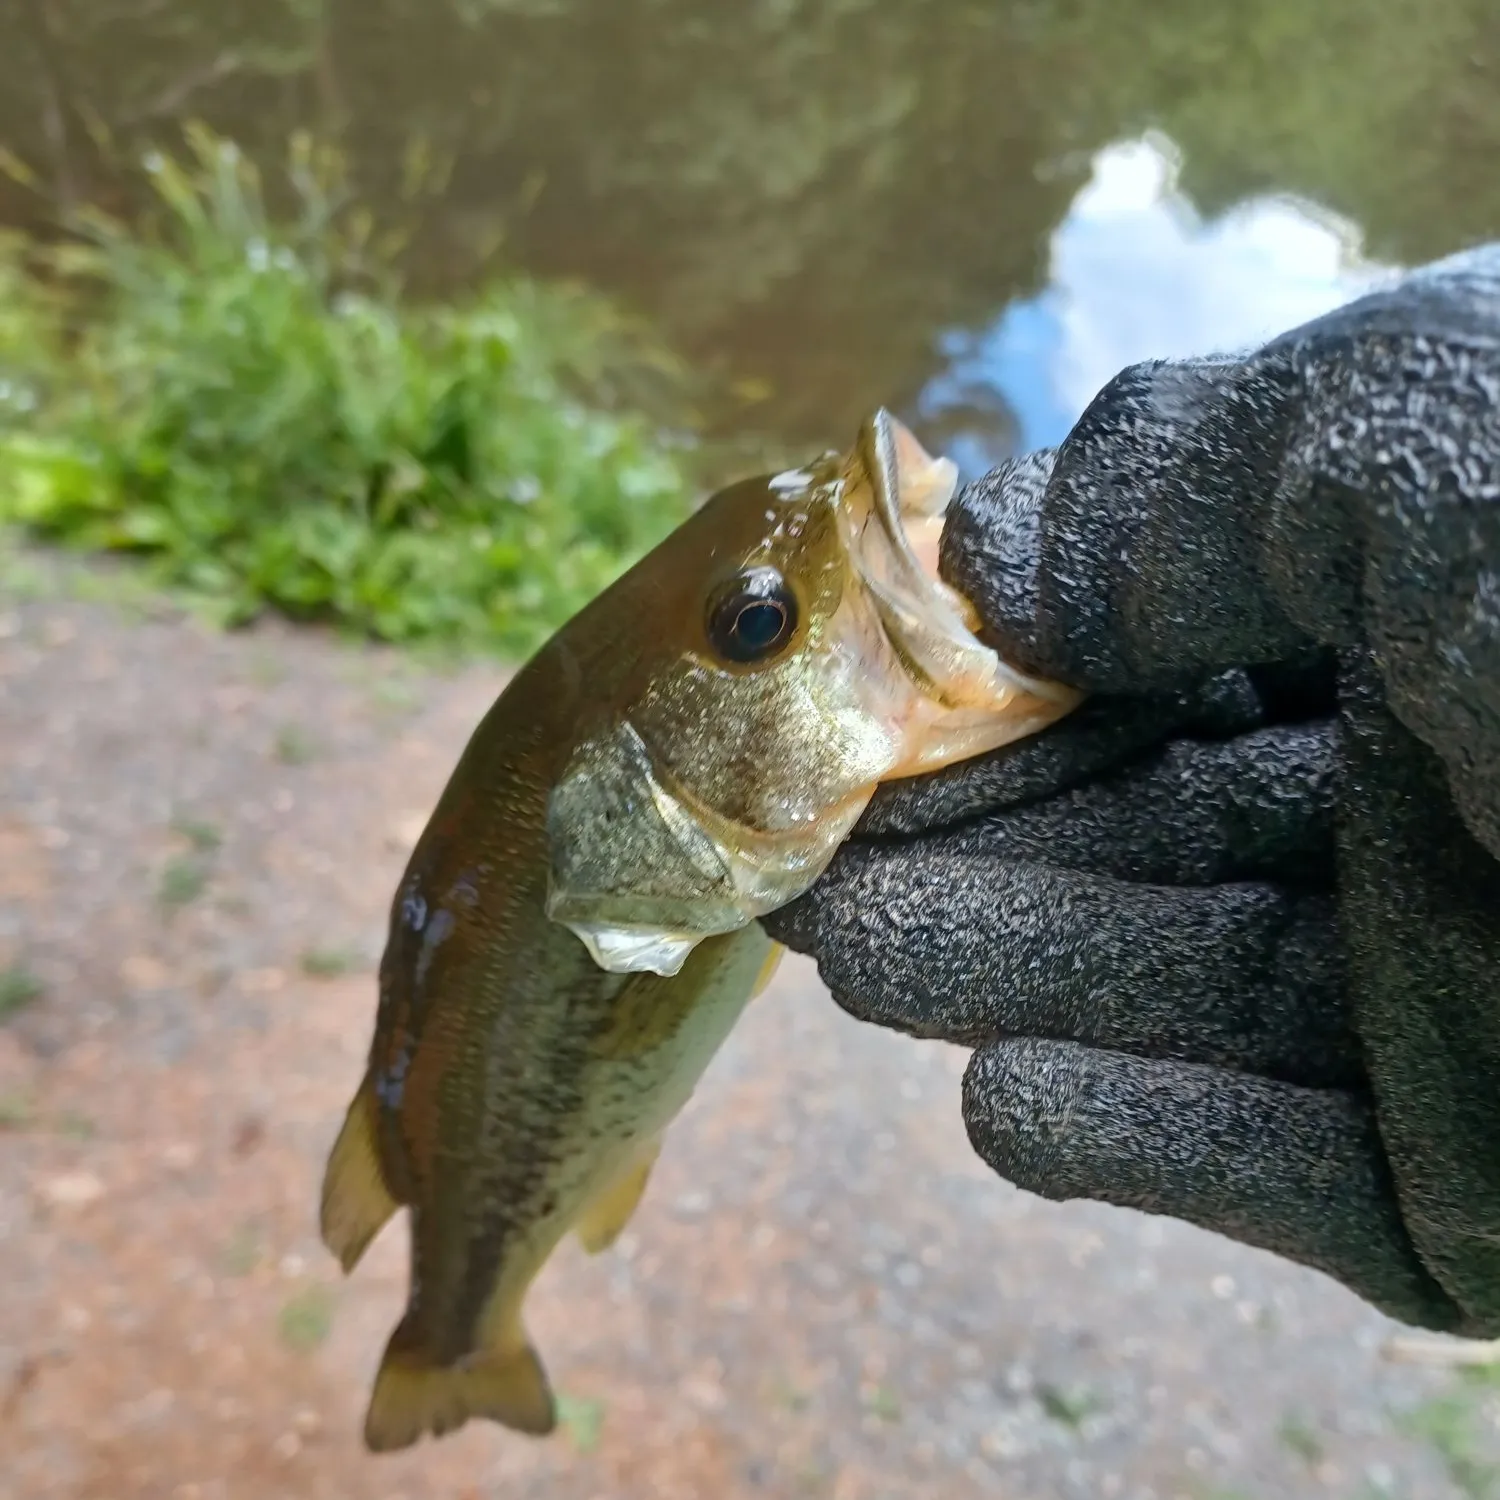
[764, 245, 1500, 1335]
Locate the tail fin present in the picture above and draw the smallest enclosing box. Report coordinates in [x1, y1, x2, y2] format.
[363, 1316, 557, 1451]
[320, 1075, 399, 1274]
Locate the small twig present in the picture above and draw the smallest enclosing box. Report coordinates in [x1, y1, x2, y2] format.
[1383, 1333, 1500, 1367]
[115, 52, 246, 127]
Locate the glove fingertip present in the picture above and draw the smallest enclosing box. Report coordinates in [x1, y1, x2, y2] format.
[759, 891, 820, 957]
[940, 451, 1056, 675]
[961, 1038, 1093, 1201]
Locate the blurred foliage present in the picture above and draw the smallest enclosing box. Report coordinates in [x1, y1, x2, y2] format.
[0, 127, 698, 655]
[0, 961, 46, 1020]
[0, 0, 1495, 444]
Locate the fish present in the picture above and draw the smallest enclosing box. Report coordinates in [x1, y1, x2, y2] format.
[319, 410, 1082, 1452]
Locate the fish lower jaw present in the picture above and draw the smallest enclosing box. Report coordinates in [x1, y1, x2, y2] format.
[558, 919, 701, 977]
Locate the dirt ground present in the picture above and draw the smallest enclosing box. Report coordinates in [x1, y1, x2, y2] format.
[3, 556, 1500, 1500]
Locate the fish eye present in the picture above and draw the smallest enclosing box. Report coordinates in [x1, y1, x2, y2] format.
[705, 567, 799, 665]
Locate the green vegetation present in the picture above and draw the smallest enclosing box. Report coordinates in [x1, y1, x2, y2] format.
[172, 815, 223, 854]
[299, 945, 354, 979]
[277, 1283, 336, 1351]
[0, 128, 697, 658]
[771, 1377, 812, 1414]
[0, 1091, 34, 1128]
[1277, 1411, 1325, 1466]
[273, 723, 317, 766]
[55, 1109, 97, 1140]
[1401, 1387, 1499, 1498]
[1037, 1379, 1101, 1430]
[158, 854, 211, 909]
[0, 961, 45, 1019]
[556, 1392, 606, 1453]
[860, 1381, 901, 1422]
[222, 1223, 263, 1277]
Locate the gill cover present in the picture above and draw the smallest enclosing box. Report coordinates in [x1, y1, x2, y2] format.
[545, 714, 874, 976]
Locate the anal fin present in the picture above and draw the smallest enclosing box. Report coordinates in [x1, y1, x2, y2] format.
[320, 1074, 399, 1274]
[575, 1138, 661, 1254]
[364, 1314, 556, 1451]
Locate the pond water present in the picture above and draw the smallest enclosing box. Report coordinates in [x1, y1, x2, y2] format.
[2, 0, 1496, 468]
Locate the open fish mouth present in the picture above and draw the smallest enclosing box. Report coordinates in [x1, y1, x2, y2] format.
[837, 410, 1077, 717]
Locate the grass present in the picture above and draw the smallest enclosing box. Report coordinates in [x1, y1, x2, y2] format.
[0, 962, 45, 1019]
[1037, 1379, 1100, 1429]
[0, 1091, 34, 1128]
[771, 1378, 812, 1414]
[278, 1284, 335, 1352]
[158, 813, 224, 908]
[792, 1460, 834, 1495]
[158, 855, 210, 909]
[0, 1094, 97, 1136]
[172, 815, 222, 853]
[55, 1109, 97, 1140]
[222, 1223, 263, 1277]
[246, 647, 287, 687]
[367, 674, 421, 712]
[1400, 1389, 1499, 1498]
[556, 1393, 605, 1453]
[0, 127, 704, 661]
[1278, 1411, 1325, 1466]
[273, 724, 317, 765]
[299, 945, 353, 978]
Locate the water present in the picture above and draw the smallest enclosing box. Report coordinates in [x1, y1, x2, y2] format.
[2, 0, 1495, 468]
[918, 135, 1399, 471]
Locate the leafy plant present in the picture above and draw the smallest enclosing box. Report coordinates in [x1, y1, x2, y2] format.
[0, 127, 698, 658]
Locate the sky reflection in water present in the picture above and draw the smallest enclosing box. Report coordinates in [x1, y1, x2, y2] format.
[919, 133, 1401, 476]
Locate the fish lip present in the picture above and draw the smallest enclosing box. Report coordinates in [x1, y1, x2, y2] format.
[839, 409, 1077, 708]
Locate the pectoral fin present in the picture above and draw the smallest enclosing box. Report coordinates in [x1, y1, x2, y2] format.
[320, 1074, 399, 1274]
[575, 1139, 662, 1254]
[751, 940, 785, 999]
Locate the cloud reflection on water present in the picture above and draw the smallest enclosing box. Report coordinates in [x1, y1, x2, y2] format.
[918, 133, 1399, 476]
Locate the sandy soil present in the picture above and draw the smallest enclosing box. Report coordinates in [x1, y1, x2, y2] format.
[2, 564, 1498, 1500]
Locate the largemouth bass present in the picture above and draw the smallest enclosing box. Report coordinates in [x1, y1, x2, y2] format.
[320, 411, 1080, 1452]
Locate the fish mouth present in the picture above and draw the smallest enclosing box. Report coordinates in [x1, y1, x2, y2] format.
[839, 410, 1076, 720]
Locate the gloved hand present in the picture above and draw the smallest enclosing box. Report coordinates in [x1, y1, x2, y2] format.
[764, 245, 1500, 1335]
